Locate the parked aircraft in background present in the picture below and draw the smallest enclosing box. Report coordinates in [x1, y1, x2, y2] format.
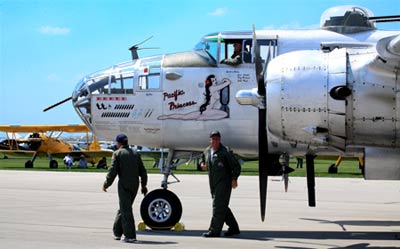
[45, 5, 400, 229]
[0, 124, 113, 168]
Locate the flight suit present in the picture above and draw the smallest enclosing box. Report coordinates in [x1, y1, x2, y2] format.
[203, 144, 241, 235]
[223, 51, 242, 66]
[103, 145, 148, 239]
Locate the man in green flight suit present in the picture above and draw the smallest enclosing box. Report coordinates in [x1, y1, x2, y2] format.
[103, 134, 148, 243]
[222, 42, 243, 66]
[200, 130, 241, 237]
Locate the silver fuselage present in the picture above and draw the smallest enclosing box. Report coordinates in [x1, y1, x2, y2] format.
[72, 28, 400, 179]
[73, 29, 398, 151]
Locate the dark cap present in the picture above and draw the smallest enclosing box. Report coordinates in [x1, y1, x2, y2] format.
[209, 130, 221, 138]
[115, 134, 128, 143]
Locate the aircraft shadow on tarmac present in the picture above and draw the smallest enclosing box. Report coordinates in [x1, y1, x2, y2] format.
[138, 228, 399, 242]
[275, 243, 399, 249]
[301, 218, 400, 232]
[133, 240, 177, 245]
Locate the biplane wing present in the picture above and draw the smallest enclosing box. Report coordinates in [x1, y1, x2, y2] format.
[0, 124, 89, 133]
[0, 124, 112, 168]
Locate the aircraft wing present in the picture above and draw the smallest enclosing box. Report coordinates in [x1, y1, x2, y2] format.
[0, 124, 89, 133]
[0, 150, 36, 157]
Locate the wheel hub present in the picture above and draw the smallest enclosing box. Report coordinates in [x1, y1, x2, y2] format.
[148, 198, 172, 223]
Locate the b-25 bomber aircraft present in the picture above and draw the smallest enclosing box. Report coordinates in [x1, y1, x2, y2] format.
[45, 5, 400, 229]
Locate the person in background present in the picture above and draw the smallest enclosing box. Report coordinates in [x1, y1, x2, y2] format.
[97, 157, 107, 169]
[63, 154, 73, 168]
[296, 157, 303, 168]
[78, 155, 87, 169]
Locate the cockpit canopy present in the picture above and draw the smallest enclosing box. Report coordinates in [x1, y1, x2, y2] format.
[194, 31, 255, 64]
[320, 5, 376, 34]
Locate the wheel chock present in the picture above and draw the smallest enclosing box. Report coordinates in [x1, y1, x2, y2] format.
[173, 222, 185, 231]
[138, 221, 146, 231]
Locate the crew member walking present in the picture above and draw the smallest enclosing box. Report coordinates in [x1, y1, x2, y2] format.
[200, 130, 241, 237]
[102, 134, 148, 243]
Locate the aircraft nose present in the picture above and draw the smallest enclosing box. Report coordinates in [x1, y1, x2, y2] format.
[72, 61, 136, 129]
[72, 65, 120, 129]
[72, 77, 93, 128]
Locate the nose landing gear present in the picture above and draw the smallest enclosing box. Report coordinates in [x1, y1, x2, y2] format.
[139, 149, 200, 230]
[140, 189, 182, 230]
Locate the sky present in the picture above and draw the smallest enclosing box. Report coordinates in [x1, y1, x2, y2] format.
[0, 0, 399, 127]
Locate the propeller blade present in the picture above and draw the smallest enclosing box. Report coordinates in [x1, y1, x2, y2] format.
[281, 153, 290, 192]
[252, 24, 264, 87]
[284, 173, 289, 192]
[305, 154, 316, 207]
[43, 96, 72, 112]
[253, 23, 269, 221]
[259, 151, 268, 222]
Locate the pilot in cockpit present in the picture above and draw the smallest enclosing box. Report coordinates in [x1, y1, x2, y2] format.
[222, 42, 243, 66]
[222, 42, 251, 66]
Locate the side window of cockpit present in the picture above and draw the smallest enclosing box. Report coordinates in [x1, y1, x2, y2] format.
[257, 40, 277, 65]
[111, 75, 123, 94]
[109, 72, 134, 94]
[122, 72, 134, 94]
[222, 39, 252, 64]
[242, 40, 252, 63]
[138, 68, 160, 90]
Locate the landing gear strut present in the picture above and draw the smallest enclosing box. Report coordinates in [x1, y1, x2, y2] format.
[25, 153, 38, 168]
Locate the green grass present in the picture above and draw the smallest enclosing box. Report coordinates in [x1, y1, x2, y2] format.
[0, 155, 363, 178]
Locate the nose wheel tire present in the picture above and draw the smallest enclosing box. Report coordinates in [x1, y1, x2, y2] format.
[328, 164, 338, 173]
[140, 189, 182, 230]
[25, 160, 33, 168]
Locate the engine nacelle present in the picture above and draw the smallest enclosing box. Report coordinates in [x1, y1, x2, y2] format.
[266, 48, 348, 150]
[266, 47, 400, 151]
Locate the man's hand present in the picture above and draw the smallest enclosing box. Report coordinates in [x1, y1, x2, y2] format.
[200, 162, 207, 171]
[232, 179, 238, 189]
[141, 186, 148, 196]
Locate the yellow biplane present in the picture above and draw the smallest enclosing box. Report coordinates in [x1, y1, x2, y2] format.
[0, 124, 113, 168]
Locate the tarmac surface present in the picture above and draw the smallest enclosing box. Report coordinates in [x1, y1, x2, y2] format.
[0, 170, 399, 249]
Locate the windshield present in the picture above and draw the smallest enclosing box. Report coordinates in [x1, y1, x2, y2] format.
[194, 35, 219, 61]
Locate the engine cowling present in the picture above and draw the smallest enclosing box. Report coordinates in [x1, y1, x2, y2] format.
[266, 48, 348, 150]
[266, 47, 400, 180]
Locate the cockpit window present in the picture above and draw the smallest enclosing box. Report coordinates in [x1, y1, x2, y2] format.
[194, 34, 219, 62]
[110, 71, 134, 94]
[88, 76, 109, 94]
[221, 39, 253, 64]
[137, 56, 162, 91]
[138, 68, 161, 90]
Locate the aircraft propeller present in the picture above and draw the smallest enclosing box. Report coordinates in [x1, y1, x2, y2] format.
[252, 24, 269, 222]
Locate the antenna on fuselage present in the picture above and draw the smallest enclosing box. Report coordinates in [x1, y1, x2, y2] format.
[128, 36, 159, 60]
